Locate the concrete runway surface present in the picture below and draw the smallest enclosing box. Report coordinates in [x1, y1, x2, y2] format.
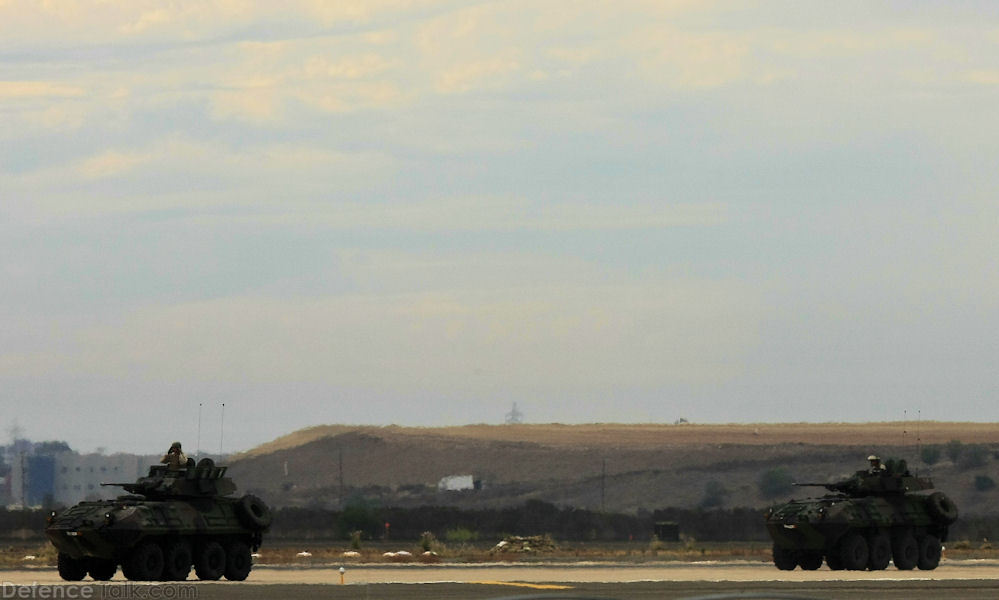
[4, 561, 999, 599]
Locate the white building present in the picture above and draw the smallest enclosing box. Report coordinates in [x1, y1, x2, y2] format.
[8, 453, 159, 507]
[53, 454, 156, 505]
[437, 474, 476, 491]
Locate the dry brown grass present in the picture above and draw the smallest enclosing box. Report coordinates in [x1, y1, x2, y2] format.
[236, 422, 999, 459]
[209, 540, 999, 565]
[0, 543, 57, 568]
[6, 540, 999, 569]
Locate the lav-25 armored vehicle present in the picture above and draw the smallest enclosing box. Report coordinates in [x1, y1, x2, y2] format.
[46, 458, 271, 582]
[765, 457, 958, 571]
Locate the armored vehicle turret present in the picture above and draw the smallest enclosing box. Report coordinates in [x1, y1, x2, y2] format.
[765, 457, 958, 571]
[46, 458, 271, 582]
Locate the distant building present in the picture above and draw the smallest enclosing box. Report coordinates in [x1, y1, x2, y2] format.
[52, 454, 154, 506]
[437, 474, 476, 492]
[8, 451, 156, 508]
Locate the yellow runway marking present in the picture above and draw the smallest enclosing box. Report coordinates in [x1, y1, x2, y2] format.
[472, 581, 572, 590]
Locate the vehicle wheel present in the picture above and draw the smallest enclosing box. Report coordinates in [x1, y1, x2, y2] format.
[926, 492, 959, 524]
[57, 553, 88, 581]
[799, 551, 823, 570]
[127, 541, 165, 581]
[838, 532, 869, 570]
[224, 540, 253, 581]
[772, 545, 797, 570]
[917, 535, 942, 570]
[87, 558, 117, 581]
[194, 540, 226, 580]
[868, 532, 891, 570]
[236, 495, 273, 530]
[162, 540, 193, 581]
[892, 531, 919, 570]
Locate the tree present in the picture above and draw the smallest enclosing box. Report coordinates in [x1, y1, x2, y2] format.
[700, 480, 729, 508]
[920, 445, 942, 465]
[945, 439, 964, 464]
[35, 441, 72, 455]
[960, 444, 989, 469]
[759, 467, 794, 499]
[338, 497, 381, 539]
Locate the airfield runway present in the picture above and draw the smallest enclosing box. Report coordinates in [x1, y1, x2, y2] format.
[4, 561, 999, 599]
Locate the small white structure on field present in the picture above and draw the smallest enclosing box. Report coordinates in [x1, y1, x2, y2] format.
[437, 474, 475, 491]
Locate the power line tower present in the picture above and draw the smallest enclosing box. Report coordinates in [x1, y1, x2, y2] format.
[505, 402, 523, 424]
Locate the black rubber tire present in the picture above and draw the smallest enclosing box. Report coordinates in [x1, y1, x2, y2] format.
[926, 492, 959, 524]
[162, 540, 193, 581]
[236, 494, 273, 530]
[87, 558, 117, 581]
[868, 532, 891, 571]
[224, 540, 253, 581]
[773, 545, 797, 570]
[195, 540, 226, 581]
[57, 553, 88, 581]
[892, 531, 919, 570]
[127, 541, 165, 581]
[799, 551, 823, 570]
[917, 535, 942, 570]
[839, 532, 869, 571]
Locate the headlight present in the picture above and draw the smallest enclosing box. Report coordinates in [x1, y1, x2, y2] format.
[104, 512, 115, 525]
[46, 511, 57, 525]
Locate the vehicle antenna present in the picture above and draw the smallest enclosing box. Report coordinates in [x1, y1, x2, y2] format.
[219, 402, 225, 457]
[196, 402, 202, 460]
[916, 409, 922, 475]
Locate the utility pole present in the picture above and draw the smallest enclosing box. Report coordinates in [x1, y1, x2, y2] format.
[600, 458, 606, 512]
[338, 446, 345, 509]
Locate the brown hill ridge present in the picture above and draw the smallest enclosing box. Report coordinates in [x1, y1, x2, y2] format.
[227, 422, 999, 514]
[237, 421, 998, 458]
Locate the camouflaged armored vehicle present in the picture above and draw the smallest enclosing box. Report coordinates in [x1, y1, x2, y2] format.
[765, 457, 958, 571]
[46, 458, 271, 582]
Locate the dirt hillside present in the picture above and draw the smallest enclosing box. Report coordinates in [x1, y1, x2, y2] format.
[228, 422, 999, 514]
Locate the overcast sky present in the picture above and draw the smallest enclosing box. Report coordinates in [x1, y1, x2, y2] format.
[2, 1, 998, 454]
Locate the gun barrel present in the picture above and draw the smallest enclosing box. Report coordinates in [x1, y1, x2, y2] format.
[793, 482, 833, 487]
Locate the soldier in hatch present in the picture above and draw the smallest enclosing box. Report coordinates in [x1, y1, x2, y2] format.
[161, 441, 188, 470]
[867, 454, 887, 475]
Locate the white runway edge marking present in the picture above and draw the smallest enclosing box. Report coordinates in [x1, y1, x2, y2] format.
[471, 581, 573, 589]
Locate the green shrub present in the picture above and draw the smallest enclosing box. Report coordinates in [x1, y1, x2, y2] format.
[920, 445, 942, 465]
[444, 527, 478, 543]
[974, 475, 996, 492]
[419, 531, 437, 552]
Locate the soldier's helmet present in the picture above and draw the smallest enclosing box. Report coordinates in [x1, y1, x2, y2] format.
[170, 441, 182, 450]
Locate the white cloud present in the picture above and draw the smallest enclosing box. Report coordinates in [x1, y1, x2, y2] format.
[74, 150, 151, 179]
[0, 81, 85, 98]
[39, 274, 760, 390]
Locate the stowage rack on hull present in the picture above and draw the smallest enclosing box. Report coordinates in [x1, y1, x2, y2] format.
[46, 458, 271, 582]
